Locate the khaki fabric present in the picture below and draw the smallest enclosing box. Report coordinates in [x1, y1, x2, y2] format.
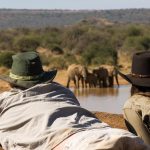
[123, 93, 150, 129]
[0, 83, 149, 150]
[123, 93, 150, 145]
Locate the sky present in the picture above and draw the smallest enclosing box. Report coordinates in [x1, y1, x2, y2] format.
[0, 0, 150, 10]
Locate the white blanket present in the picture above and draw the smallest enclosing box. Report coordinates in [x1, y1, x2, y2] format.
[0, 82, 149, 150]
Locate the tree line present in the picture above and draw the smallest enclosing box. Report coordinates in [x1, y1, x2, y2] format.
[0, 9, 150, 29]
[0, 21, 150, 69]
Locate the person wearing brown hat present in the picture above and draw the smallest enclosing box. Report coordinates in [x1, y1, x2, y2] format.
[118, 51, 150, 145]
[0, 51, 149, 150]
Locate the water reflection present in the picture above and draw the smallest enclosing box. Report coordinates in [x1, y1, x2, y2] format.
[71, 85, 131, 114]
[73, 86, 119, 97]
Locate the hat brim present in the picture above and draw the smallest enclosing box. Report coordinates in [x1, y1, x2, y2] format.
[0, 70, 57, 89]
[117, 70, 150, 87]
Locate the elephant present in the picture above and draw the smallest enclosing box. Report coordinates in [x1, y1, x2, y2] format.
[85, 71, 97, 88]
[93, 67, 109, 88]
[100, 65, 119, 87]
[66, 64, 88, 88]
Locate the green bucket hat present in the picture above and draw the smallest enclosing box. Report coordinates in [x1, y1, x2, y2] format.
[0, 51, 57, 89]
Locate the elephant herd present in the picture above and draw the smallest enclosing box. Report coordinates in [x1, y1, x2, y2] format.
[66, 64, 119, 88]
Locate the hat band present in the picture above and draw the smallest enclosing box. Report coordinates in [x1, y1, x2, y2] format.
[9, 72, 44, 81]
[131, 73, 150, 78]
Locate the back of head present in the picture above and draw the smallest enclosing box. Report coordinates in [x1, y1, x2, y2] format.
[118, 51, 150, 88]
[0, 51, 57, 89]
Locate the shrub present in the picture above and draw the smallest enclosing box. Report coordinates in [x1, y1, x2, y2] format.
[81, 43, 117, 65]
[40, 54, 67, 69]
[40, 28, 62, 49]
[14, 36, 40, 51]
[127, 26, 142, 36]
[0, 32, 14, 51]
[139, 36, 150, 50]
[51, 45, 64, 54]
[64, 53, 78, 66]
[48, 56, 67, 69]
[122, 36, 143, 52]
[0, 51, 15, 68]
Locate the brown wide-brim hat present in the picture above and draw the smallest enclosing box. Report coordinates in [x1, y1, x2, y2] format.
[0, 51, 57, 89]
[118, 51, 150, 87]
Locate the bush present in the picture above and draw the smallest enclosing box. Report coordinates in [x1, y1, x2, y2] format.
[40, 28, 62, 49]
[127, 26, 142, 36]
[0, 51, 15, 68]
[64, 53, 78, 66]
[40, 54, 67, 69]
[140, 36, 150, 50]
[123, 36, 150, 52]
[81, 43, 117, 65]
[51, 45, 64, 54]
[48, 56, 67, 69]
[14, 36, 40, 51]
[122, 36, 142, 51]
[0, 33, 14, 50]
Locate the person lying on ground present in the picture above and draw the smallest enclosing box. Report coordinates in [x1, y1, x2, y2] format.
[118, 51, 150, 145]
[0, 51, 149, 150]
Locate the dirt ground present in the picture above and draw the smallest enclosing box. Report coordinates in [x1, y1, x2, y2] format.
[94, 112, 127, 130]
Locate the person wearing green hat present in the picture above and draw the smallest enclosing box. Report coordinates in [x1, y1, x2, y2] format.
[0, 51, 149, 150]
[0, 51, 57, 89]
[118, 51, 150, 145]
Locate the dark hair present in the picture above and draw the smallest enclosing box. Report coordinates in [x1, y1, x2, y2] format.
[131, 85, 150, 96]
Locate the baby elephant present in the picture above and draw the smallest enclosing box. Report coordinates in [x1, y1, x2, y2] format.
[85, 71, 98, 88]
[66, 64, 88, 88]
[100, 65, 119, 87]
[93, 67, 108, 88]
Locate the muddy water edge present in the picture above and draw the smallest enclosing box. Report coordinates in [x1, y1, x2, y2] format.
[71, 85, 131, 114]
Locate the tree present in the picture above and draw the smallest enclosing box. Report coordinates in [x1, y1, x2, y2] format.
[14, 36, 40, 51]
[140, 36, 150, 51]
[82, 42, 117, 65]
[127, 26, 142, 36]
[51, 45, 64, 54]
[0, 51, 15, 68]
